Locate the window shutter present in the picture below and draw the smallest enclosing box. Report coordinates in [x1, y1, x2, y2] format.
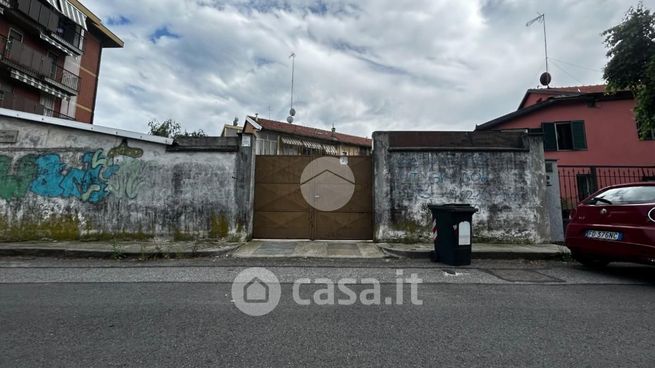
[571, 120, 587, 150]
[542, 123, 557, 151]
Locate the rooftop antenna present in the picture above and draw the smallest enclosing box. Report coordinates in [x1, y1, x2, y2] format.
[526, 13, 551, 87]
[287, 52, 296, 123]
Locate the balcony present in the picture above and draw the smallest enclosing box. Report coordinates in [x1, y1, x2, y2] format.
[0, 90, 74, 120]
[13, 0, 59, 33]
[0, 34, 80, 94]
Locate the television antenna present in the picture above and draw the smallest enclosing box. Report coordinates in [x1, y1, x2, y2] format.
[287, 52, 296, 123]
[526, 13, 551, 86]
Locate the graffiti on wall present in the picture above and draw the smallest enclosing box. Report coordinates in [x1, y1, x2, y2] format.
[0, 154, 37, 200]
[0, 141, 147, 203]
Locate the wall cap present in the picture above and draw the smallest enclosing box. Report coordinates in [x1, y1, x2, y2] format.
[0, 108, 173, 145]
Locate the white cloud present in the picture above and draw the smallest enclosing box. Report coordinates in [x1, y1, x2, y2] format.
[86, 0, 653, 137]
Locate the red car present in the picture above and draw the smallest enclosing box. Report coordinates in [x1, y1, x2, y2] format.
[565, 182, 655, 267]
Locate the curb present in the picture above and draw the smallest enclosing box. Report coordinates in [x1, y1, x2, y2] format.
[0, 244, 241, 259]
[378, 246, 434, 259]
[377, 245, 570, 261]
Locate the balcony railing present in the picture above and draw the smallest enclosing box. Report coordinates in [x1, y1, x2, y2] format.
[0, 90, 74, 120]
[0, 34, 80, 93]
[14, 0, 60, 33]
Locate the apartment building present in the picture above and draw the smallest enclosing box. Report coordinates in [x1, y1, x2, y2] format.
[0, 0, 122, 123]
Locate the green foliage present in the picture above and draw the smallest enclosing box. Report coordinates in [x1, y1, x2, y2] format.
[148, 118, 181, 138]
[180, 129, 207, 137]
[634, 58, 655, 137]
[602, 2, 655, 136]
[147, 119, 207, 138]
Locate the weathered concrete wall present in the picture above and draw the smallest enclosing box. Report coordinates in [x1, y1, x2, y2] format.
[545, 159, 564, 242]
[373, 131, 550, 244]
[0, 115, 255, 241]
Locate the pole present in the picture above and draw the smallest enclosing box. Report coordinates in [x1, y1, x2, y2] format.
[289, 53, 295, 111]
[542, 14, 548, 73]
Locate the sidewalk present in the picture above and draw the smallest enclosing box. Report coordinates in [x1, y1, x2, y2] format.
[377, 243, 570, 260]
[0, 241, 240, 259]
[0, 240, 570, 260]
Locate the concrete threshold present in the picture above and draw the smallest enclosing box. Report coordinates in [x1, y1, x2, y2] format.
[230, 241, 385, 259]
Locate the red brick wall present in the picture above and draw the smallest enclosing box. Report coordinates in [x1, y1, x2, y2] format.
[74, 31, 102, 123]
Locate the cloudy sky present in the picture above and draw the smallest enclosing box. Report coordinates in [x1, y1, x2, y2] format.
[84, 0, 652, 138]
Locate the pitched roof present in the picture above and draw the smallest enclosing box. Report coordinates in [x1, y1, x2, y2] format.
[530, 84, 607, 94]
[477, 89, 632, 131]
[518, 84, 608, 109]
[245, 116, 372, 147]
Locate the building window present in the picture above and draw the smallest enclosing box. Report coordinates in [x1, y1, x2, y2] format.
[542, 121, 587, 151]
[256, 138, 277, 155]
[8, 28, 23, 43]
[56, 18, 83, 50]
[6, 28, 23, 53]
[40, 94, 55, 116]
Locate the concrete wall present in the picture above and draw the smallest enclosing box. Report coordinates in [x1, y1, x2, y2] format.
[0, 114, 255, 241]
[545, 159, 564, 243]
[373, 131, 550, 244]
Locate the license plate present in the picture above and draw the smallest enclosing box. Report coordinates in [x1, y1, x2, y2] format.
[585, 230, 622, 241]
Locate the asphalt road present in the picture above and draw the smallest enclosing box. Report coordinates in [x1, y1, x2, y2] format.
[0, 257, 654, 368]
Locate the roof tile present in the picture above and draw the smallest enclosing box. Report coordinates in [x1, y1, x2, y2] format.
[247, 117, 372, 147]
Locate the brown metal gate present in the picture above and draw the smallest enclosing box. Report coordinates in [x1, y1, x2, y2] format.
[253, 155, 372, 240]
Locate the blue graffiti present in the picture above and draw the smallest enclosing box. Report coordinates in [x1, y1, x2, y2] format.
[30, 150, 119, 204]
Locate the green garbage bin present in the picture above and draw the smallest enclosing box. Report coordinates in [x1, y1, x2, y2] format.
[428, 204, 478, 266]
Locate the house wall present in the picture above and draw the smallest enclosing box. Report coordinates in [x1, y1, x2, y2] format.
[373, 131, 550, 244]
[0, 115, 255, 241]
[74, 31, 101, 123]
[493, 98, 655, 166]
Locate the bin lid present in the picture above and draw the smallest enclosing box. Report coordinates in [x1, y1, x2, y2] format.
[428, 203, 478, 213]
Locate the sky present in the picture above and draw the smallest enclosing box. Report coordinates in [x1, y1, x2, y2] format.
[84, 0, 654, 138]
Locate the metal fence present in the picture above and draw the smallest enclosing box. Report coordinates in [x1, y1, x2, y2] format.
[558, 165, 655, 211]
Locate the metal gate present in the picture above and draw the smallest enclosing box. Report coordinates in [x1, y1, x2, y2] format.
[253, 155, 372, 240]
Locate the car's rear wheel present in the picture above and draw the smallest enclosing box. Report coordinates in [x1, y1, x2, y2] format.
[571, 251, 610, 268]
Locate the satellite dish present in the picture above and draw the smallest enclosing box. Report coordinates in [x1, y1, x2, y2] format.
[287, 116, 294, 124]
[540, 72, 551, 86]
[289, 108, 296, 116]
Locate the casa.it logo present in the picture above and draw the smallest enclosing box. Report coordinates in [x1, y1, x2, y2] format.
[231, 267, 424, 316]
[231, 267, 282, 317]
[300, 157, 355, 211]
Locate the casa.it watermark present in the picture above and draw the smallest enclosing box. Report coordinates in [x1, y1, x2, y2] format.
[231, 267, 423, 316]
